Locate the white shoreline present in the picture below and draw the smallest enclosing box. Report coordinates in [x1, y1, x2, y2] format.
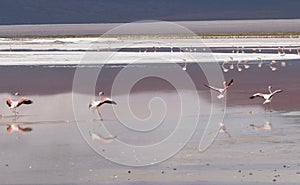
[0, 37, 299, 65]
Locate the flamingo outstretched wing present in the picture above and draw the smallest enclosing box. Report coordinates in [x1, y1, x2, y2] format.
[98, 98, 117, 107]
[249, 93, 265, 99]
[6, 99, 13, 107]
[17, 98, 33, 107]
[269, 89, 283, 99]
[227, 79, 234, 87]
[204, 84, 222, 93]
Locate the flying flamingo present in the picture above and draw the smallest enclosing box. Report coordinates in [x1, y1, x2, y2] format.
[89, 92, 117, 121]
[204, 79, 233, 99]
[6, 95, 33, 115]
[249, 86, 282, 104]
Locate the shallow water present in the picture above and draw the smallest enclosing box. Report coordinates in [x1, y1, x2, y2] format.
[0, 61, 299, 184]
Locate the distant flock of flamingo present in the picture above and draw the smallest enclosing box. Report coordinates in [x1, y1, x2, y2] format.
[180, 45, 298, 71]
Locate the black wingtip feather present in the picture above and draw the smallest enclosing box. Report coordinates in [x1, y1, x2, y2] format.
[23, 100, 33, 104]
[227, 79, 234, 86]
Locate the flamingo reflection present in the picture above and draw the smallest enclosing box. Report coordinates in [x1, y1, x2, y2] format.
[209, 122, 231, 138]
[6, 116, 32, 135]
[89, 131, 116, 143]
[250, 120, 272, 132]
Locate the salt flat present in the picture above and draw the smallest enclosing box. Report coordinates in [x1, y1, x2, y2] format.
[0, 37, 299, 65]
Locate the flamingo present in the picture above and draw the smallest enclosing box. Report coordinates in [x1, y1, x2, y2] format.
[229, 56, 234, 69]
[89, 92, 117, 121]
[278, 47, 286, 56]
[249, 86, 282, 104]
[258, 57, 263, 68]
[270, 60, 277, 71]
[182, 58, 187, 71]
[277, 47, 281, 55]
[243, 60, 250, 69]
[222, 60, 229, 72]
[236, 60, 242, 72]
[6, 96, 33, 115]
[204, 79, 233, 99]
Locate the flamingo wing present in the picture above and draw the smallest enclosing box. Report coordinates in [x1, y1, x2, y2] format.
[18, 127, 33, 135]
[249, 93, 265, 99]
[99, 98, 117, 106]
[227, 79, 234, 87]
[21, 99, 33, 104]
[204, 84, 222, 93]
[17, 98, 33, 107]
[269, 89, 283, 99]
[6, 99, 13, 107]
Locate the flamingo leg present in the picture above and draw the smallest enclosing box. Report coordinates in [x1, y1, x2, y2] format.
[12, 109, 18, 116]
[264, 108, 267, 119]
[269, 103, 274, 113]
[96, 109, 104, 121]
